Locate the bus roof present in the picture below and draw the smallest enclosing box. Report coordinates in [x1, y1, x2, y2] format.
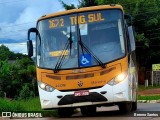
[38, 4, 123, 21]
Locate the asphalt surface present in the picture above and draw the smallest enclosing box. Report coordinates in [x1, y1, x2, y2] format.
[1, 103, 160, 120]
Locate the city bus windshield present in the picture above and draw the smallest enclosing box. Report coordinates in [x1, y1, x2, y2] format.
[37, 9, 125, 70]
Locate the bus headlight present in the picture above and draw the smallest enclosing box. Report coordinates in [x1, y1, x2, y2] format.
[38, 81, 55, 92]
[115, 71, 127, 83]
[108, 71, 128, 86]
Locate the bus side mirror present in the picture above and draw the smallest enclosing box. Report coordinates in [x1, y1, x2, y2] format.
[124, 14, 132, 26]
[27, 28, 38, 57]
[27, 40, 33, 57]
[128, 26, 135, 52]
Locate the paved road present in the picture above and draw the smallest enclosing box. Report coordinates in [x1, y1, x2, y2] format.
[1, 103, 160, 120]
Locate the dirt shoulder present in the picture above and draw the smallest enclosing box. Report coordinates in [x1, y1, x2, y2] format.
[138, 88, 160, 96]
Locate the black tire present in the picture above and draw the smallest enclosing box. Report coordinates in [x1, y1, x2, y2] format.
[58, 108, 74, 117]
[80, 106, 88, 116]
[132, 101, 137, 111]
[132, 89, 138, 111]
[80, 106, 96, 116]
[118, 102, 132, 113]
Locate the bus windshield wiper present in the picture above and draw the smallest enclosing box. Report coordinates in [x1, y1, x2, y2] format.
[69, 26, 73, 56]
[54, 40, 69, 73]
[54, 27, 73, 73]
[78, 27, 106, 68]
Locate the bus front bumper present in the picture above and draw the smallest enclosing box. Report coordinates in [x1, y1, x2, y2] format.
[38, 77, 132, 109]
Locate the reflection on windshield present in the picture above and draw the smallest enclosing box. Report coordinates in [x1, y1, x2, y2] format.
[37, 10, 125, 69]
[89, 20, 125, 63]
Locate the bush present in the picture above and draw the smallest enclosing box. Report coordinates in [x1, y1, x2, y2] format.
[0, 91, 5, 98]
[18, 84, 34, 100]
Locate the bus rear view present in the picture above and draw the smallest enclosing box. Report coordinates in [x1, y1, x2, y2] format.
[27, 5, 137, 117]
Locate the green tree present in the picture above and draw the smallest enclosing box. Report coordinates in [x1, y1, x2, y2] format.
[60, 0, 98, 9]
[126, 0, 160, 69]
[0, 45, 27, 60]
[78, 0, 98, 8]
[9, 58, 36, 98]
[0, 45, 14, 60]
[0, 60, 10, 97]
[60, 0, 76, 10]
[0, 45, 36, 99]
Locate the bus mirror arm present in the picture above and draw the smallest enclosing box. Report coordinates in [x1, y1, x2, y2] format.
[128, 26, 136, 52]
[28, 28, 38, 40]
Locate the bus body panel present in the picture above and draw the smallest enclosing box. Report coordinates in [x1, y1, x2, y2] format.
[36, 56, 128, 91]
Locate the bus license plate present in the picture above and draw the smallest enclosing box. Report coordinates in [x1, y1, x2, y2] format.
[74, 90, 89, 97]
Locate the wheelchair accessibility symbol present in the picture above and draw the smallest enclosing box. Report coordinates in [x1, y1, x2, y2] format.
[81, 56, 89, 64]
[80, 54, 92, 67]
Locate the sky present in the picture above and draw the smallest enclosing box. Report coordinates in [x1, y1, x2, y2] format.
[0, 0, 78, 54]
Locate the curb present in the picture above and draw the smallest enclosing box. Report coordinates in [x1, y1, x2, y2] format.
[138, 100, 160, 103]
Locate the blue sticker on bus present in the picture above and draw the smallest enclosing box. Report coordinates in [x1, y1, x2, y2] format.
[80, 54, 92, 67]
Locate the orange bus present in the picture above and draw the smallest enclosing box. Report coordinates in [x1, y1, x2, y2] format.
[27, 4, 137, 117]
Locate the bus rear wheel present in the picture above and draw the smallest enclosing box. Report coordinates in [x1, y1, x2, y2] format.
[58, 108, 74, 117]
[118, 102, 132, 113]
[80, 106, 96, 116]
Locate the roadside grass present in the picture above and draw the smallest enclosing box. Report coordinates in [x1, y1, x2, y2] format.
[138, 85, 160, 100]
[0, 98, 25, 112]
[138, 85, 160, 91]
[19, 98, 58, 117]
[138, 95, 160, 100]
[0, 97, 58, 117]
[18, 97, 41, 111]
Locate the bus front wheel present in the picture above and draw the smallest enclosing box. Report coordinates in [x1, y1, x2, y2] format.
[58, 108, 74, 117]
[80, 106, 96, 116]
[132, 101, 137, 111]
[118, 102, 132, 113]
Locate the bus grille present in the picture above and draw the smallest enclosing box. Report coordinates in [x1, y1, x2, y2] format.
[58, 92, 107, 105]
[66, 73, 94, 80]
